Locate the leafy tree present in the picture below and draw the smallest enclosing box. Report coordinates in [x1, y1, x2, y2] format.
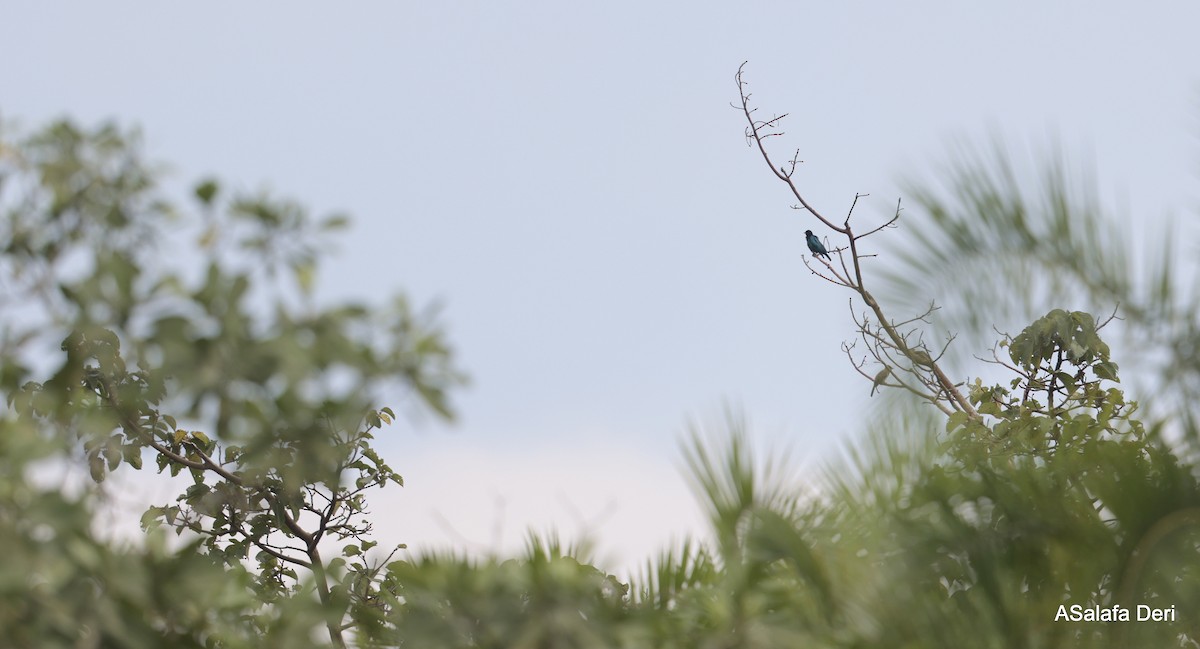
[0, 119, 464, 647]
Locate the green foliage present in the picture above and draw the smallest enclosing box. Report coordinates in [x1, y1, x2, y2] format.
[380, 545, 630, 649]
[0, 417, 263, 648]
[952, 309, 1137, 458]
[0, 117, 466, 647]
[883, 143, 1200, 419]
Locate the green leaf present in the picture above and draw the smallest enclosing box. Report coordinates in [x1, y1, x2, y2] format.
[104, 439, 123, 471]
[320, 214, 351, 231]
[1094, 361, 1119, 382]
[123, 443, 143, 470]
[194, 178, 219, 205]
[140, 506, 164, 531]
[88, 451, 106, 482]
[292, 259, 315, 295]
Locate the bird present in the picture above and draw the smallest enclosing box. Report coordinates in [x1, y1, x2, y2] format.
[870, 366, 893, 396]
[805, 230, 831, 260]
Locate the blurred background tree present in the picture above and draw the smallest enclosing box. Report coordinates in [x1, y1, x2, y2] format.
[0, 118, 466, 647]
[879, 141, 1200, 433]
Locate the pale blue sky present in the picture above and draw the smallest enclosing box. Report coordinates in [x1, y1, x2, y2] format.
[3, 2, 1197, 570]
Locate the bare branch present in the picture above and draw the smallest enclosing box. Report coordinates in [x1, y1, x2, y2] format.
[738, 62, 980, 419]
[736, 62, 840, 232]
[844, 193, 867, 228]
[854, 198, 903, 241]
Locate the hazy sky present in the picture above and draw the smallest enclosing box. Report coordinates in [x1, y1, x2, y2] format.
[3, 2, 1197, 572]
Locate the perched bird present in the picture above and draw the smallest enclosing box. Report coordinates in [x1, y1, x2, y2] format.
[805, 230, 831, 260]
[870, 366, 893, 396]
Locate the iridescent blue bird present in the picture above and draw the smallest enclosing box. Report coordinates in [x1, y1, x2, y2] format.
[805, 230, 831, 260]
